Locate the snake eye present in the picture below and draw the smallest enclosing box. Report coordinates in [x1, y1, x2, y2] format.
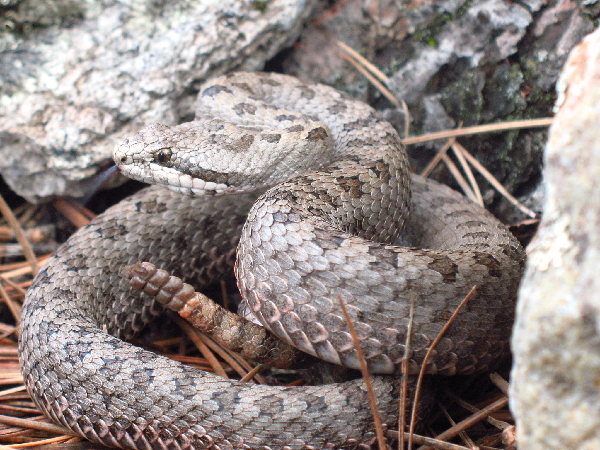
[153, 148, 172, 164]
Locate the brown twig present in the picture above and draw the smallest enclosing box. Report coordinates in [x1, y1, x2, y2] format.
[0, 276, 27, 300]
[403, 118, 553, 145]
[190, 326, 268, 385]
[454, 142, 537, 218]
[0, 280, 21, 328]
[386, 430, 473, 450]
[0, 256, 49, 279]
[408, 286, 478, 449]
[337, 295, 386, 450]
[443, 389, 510, 431]
[399, 295, 415, 450]
[0, 348, 18, 357]
[52, 198, 95, 228]
[489, 373, 510, 395]
[0, 385, 26, 397]
[416, 396, 509, 450]
[402, 100, 411, 139]
[171, 315, 229, 379]
[0, 193, 38, 277]
[0, 414, 75, 437]
[336, 40, 390, 84]
[441, 154, 478, 203]
[439, 403, 476, 449]
[420, 136, 457, 178]
[9, 435, 75, 447]
[337, 41, 401, 108]
[451, 142, 483, 206]
[340, 54, 401, 107]
[220, 280, 229, 311]
[240, 364, 264, 383]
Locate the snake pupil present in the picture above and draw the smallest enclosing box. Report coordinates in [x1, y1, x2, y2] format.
[154, 149, 172, 164]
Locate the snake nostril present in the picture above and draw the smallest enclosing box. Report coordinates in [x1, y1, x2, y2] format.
[120, 156, 127, 163]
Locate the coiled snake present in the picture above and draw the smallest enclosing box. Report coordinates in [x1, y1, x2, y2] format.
[19, 72, 524, 449]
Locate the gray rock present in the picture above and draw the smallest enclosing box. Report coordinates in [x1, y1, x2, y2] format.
[387, 0, 531, 105]
[0, 0, 319, 201]
[511, 26, 600, 450]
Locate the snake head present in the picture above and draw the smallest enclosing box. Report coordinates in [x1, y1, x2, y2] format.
[113, 122, 257, 196]
[114, 118, 336, 196]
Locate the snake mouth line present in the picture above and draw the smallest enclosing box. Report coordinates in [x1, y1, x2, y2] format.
[124, 162, 237, 196]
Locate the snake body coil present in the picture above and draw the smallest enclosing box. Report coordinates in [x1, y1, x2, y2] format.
[19, 73, 524, 449]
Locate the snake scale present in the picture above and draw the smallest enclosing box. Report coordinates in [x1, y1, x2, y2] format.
[19, 72, 524, 450]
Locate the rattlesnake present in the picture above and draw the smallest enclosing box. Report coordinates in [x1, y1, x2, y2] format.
[19, 72, 524, 449]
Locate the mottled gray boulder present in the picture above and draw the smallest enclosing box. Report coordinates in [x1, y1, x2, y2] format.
[511, 26, 600, 450]
[0, 0, 318, 201]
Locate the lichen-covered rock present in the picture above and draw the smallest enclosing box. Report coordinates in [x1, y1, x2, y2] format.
[0, 0, 318, 201]
[511, 26, 600, 450]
